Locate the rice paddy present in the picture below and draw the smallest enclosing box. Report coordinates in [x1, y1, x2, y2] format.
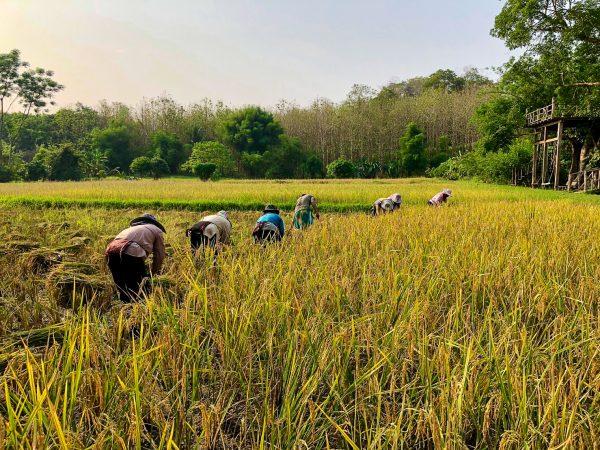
[0, 179, 598, 449]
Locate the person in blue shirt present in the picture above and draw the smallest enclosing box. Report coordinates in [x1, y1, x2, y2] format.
[252, 204, 285, 244]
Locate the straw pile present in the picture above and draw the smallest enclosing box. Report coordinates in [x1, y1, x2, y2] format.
[46, 262, 112, 309]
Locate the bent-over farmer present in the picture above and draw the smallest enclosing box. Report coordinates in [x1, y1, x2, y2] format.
[105, 213, 166, 302]
[371, 193, 402, 216]
[293, 193, 320, 230]
[187, 210, 232, 254]
[428, 188, 452, 206]
[253, 204, 284, 244]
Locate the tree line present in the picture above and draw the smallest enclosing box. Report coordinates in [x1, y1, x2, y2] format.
[0, 49, 494, 182]
[2, 0, 598, 184]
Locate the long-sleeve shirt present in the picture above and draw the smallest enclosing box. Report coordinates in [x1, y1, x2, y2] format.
[295, 194, 319, 216]
[114, 224, 165, 273]
[200, 214, 232, 244]
[429, 192, 450, 206]
[257, 213, 285, 237]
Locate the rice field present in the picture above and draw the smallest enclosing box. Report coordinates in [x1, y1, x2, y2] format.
[0, 179, 599, 449]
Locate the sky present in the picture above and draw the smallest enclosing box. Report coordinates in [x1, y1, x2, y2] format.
[0, 0, 511, 109]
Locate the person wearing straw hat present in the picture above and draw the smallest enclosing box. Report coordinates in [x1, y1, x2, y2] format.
[186, 210, 232, 255]
[105, 213, 166, 302]
[371, 193, 402, 216]
[428, 188, 452, 206]
[293, 193, 320, 230]
[252, 204, 285, 244]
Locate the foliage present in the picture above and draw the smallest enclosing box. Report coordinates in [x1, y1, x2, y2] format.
[301, 153, 325, 178]
[398, 122, 428, 176]
[327, 158, 357, 178]
[46, 144, 84, 181]
[0, 49, 63, 163]
[181, 141, 237, 178]
[129, 156, 153, 177]
[151, 130, 187, 173]
[26, 159, 47, 181]
[240, 152, 267, 178]
[193, 162, 217, 181]
[430, 138, 533, 183]
[220, 106, 283, 154]
[262, 135, 307, 179]
[130, 156, 170, 179]
[90, 125, 133, 173]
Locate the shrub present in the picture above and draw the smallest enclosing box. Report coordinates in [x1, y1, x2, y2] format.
[47, 144, 84, 181]
[130, 156, 170, 179]
[181, 141, 237, 178]
[399, 122, 427, 176]
[327, 158, 357, 178]
[301, 154, 325, 178]
[130, 156, 153, 177]
[193, 162, 217, 181]
[26, 160, 47, 181]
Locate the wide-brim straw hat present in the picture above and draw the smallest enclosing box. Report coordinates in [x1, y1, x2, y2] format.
[443, 188, 453, 196]
[263, 204, 280, 214]
[130, 213, 166, 233]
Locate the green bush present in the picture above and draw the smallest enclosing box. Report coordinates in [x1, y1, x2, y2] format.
[429, 138, 533, 184]
[47, 144, 84, 181]
[26, 160, 47, 181]
[193, 162, 217, 181]
[181, 141, 237, 178]
[327, 158, 357, 178]
[130, 156, 170, 179]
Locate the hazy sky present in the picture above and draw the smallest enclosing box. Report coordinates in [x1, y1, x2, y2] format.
[1, 0, 510, 109]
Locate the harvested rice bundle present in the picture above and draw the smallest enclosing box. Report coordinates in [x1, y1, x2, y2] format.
[2, 240, 40, 254]
[46, 263, 112, 309]
[21, 248, 64, 274]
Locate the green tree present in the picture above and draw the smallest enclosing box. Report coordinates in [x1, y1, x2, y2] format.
[129, 156, 169, 179]
[181, 141, 237, 178]
[91, 125, 133, 173]
[423, 70, 465, 93]
[0, 49, 63, 162]
[241, 152, 267, 178]
[46, 144, 84, 181]
[263, 135, 307, 178]
[327, 158, 357, 178]
[193, 162, 217, 181]
[130, 156, 153, 178]
[399, 122, 428, 176]
[220, 106, 283, 154]
[151, 130, 187, 173]
[301, 153, 325, 178]
[488, 0, 600, 159]
[149, 156, 169, 179]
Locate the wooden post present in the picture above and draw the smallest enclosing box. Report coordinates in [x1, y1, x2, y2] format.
[551, 97, 556, 117]
[554, 120, 563, 190]
[541, 125, 548, 185]
[532, 142, 538, 187]
[584, 170, 588, 192]
[567, 173, 572, 192]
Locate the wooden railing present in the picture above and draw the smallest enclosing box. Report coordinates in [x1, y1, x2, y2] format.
[568, 168, 600, 192]
[526, 102, 555, 126]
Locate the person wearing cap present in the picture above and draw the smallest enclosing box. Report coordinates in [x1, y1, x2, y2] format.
[186, 210, 232, 254]
[428, 188, 452, 206]
[293, 193, 320, 230]
[105, 213, 166, 302]
[371, 193, 402, 216]
[252, 204, 285, 244]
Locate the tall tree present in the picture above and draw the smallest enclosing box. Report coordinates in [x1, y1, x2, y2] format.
[0, 50, 63, 162]
[220, 106, 283, 154]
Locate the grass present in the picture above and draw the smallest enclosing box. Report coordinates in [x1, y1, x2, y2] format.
[1, 178, 600, 212]
[0, 179, 598, 448]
